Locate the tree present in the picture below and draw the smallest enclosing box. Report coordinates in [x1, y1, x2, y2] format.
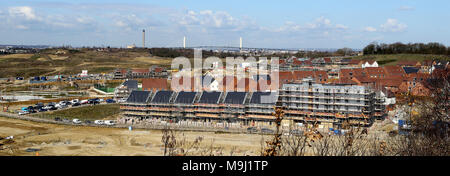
[336, 48, 353, 56]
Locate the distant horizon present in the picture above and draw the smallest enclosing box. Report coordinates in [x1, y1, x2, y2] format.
[1, 0, 449, 48]
[1, 43, 364, 51]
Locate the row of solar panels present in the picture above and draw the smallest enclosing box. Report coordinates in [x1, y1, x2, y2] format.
[126, 90, 278, 105]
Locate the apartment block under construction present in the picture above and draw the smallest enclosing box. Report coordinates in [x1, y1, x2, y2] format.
[120, 78, 379, 128]
[279, 78, 376, 128]
[120, 90, 279, 126]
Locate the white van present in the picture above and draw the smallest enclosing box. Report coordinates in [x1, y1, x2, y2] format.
[104, 120, 116, 126]
[73, 119, 82, 124]
[94, 120, 104, 125]
[70, 99, 79, 104]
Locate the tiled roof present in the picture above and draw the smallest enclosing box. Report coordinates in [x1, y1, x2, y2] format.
[383, 65, 405, 76]
[142, 78, 168, 91]
[132, 68, 149, 73]
[397, 60, 420, 66]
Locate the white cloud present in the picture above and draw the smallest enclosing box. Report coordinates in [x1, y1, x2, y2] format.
[380, 18, 407, 32]
[364, 26, 377, 32]
[15, 25, 28, 29]
[272, 16, 348, 33]
[176, 10, 255, 32]
[398, 6, 415, 11]
[8, 6, 39, 20]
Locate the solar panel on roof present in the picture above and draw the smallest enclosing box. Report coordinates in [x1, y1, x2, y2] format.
[126, 90, 151, 103]
[123, 80, 138, 90]
[224, 92, 247, 104]
[152, 91, 173, 103]
[250, 92, 278, 104]
[198, 92, 221, 104]
[175, 91, 197, 104]
[403, 67, 419, 74]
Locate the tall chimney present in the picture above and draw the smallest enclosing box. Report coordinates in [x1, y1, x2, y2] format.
[239, 37, 242, 50]
[142, 29, 145, 48]
[183, 36, 186, 49]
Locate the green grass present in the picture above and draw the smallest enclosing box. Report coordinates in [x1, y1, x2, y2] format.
[351, 54, 450, 66]
[32, 104, 120, 121]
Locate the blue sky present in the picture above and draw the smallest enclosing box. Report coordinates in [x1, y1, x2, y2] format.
[0, 0, 449, 49]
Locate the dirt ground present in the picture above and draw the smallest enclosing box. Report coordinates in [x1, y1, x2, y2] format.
[0, 117, 264, 156]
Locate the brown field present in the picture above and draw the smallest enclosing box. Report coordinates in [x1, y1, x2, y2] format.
[0, 117, 263, 156]
[0, 49, 174, 77]
[0, 54, 34, 59]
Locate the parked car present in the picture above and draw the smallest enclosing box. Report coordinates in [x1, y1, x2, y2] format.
[104, 120, 116, 126]
[25, 148, 41, 152]
[55, 104, 67, 109]
[98, 99, 104, 103]
[38, 108, 48, 112]
[72, 102, 81, 107]
[62, 118, 70, 123]
[18, 111, 29, 115]
[54, 117, 62, 121]
[94, 120, 104, 125]
[80, 100, 89, 104]
[70, 99, 79, 104]
[85, 120, 92, 124]
[247, 127, 258, 133]
[261, 128, 274, 134]
[290, 129, 303, 136]
[106, 99, 116, 103]
[73, 119, 82, 124]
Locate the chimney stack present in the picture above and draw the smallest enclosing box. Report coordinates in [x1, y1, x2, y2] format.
[239, 37, 242, 50]
[142, 29, 145, 48]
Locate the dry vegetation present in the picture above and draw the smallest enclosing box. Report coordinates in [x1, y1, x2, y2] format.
[0, 48, 173, 78]
[0, 117, 262, 156]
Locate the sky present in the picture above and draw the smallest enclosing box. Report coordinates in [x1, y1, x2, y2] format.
[0, 0, 449, 49]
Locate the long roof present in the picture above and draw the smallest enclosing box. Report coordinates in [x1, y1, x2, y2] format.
[250, 92, 278, 105]
[127, 90, 151, 103]
[223, 92, 247, 104]
[174, 91, 197, 104]
[151, 90, 173, 103]
[198, 92, 221, 104]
